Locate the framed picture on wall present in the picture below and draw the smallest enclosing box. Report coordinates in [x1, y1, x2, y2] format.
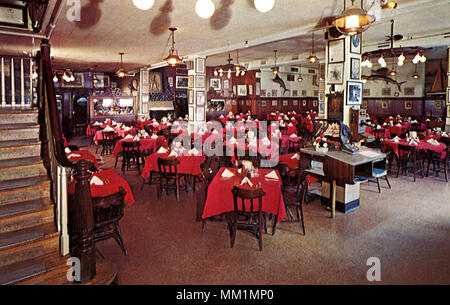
[346, 80, 363, 105]
[328, 38, 345, 63]
[283, 100, 288, 106]
[210, 78, 221, 90]
[195, 58, 205, 73]
[405, 101, 412, 110]
[255, 82, 261, 96]
[361, 100, 368, 109]
[237, 85, 247, 96]
[382, 88, 391, 96]
[233, 86, 237, 95]
[196, 107, 205, 121]
[168, 76, 173, 88]
[448, 106, 450, 118]
[149, 72, 163, 93]
[313, 100, 318, 107]
[318, 102, 325, 114]
[350, 33, 361, 54]
[176, 76, 189, 89]
[350, 58, 360, 80]
[363, 89, 370, 97]
[434, 101, 442, 109]
[196, 90, 206, 106]
[272, 89, 277, 97]
[188, 90, 194, 104]
[195, 75, 205, 88]
[247, 100, 251, 106]
[93, 74, 110, 88]
[302, 90, 307, 96]
[292, 90, 298, 97]
[188, 106, 194, 120]
[260, 89, 266, 97]
[404, 87, 415, 95]
[261, 100, 267, 107]
[447, 88, 450, 105]
[327, 63, 344, 84]
[248, 85, 253, 95]
[293, 100, 298, 106]
[186, 60, 194, 70]
[287, 74, 295, 82]
[382, 100, 389, 109]
[302, 100, 307, 106]
[188, 75, 194, 88]
[223, 79, 230, 90]
[272, 100, 277, 106]
[62, 72, 84, 88]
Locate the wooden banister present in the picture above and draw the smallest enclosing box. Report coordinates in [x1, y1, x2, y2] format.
[38, 39, 96, 283]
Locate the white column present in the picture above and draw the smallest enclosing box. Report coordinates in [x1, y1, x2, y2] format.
[188, 56, 207, 133]
[1, 57, 5, 105]
[11, 58, 15, 106]
[21, 58, 25, 106]
[446, 47, 450, 132]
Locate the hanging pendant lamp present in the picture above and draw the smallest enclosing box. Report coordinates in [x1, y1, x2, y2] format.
[307, 33, 319, 63]
[116, 53, 126, 78]
[332, 0, 375, 36]
[164, 27, 183, 66]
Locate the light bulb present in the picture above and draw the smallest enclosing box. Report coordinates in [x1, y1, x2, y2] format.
[195, 0, 215, 19]
[367, 60, 373, 68]
[398, 53, 405, 62]
[413, 53, 421, 64]
[132, 0, 155, 11]
[420, 55, 426, 63]
[254, 0, 275, 13]
[241, 71, 245, 76]
[214, 70, 218, 76]
[378, 56, 386, 67]
[53, 75, 58, 82]
[397, 60, 404, 66]
[345, 15, 360, 29]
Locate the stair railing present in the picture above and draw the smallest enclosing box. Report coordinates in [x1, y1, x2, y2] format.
[38, 39, 96, 283]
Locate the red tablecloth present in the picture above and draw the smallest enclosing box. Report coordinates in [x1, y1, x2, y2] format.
[278, 153, 300, 169]
[202, 168, 286, 222]
[66, 150, 99, 169]
[93, 128, 136, 144]
[281, 135, 302, 147]
[112, 136, 167, 157]
[141, 151, 206, 179]
[383, 139, 447, 159]
[69, 169, 135, 206]
[365, 127, 391, 138]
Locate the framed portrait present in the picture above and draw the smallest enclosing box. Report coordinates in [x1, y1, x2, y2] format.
[186, 60, 194, 70]
[249, 85, 253, 95]
[434, 101, 442, 109]
[363, 89, 370, 97]
[302, 100, 307, 106]
[313, 100, 318, 107]
[223, 79, 230, 90]
[196, 107, 205, 121]
[188, 75, 194, 88]
[293, 100, 298, 106]
[261, 100, 267, 107]
[210, 78, 221, 90]
[287, 74, 295, 82]
[237, 85, 247, 96]
[361, 100, 368, 109]
[188, 106, 194, 121]
[233, 86, 237, 95]
[346, 80, 363, 105]
[188, 90, 194, 104]
[261, 89, 266, 97]
[93, 74, 110, 88]
[176, 76, 189, 89]
[195, 75, 205, 88]
[149, 72, 163, 93]
[0, 3, 28, 28]
[196, 90, 206, 106]
[327, 63, 344, 84]
[318, 102, 325, 114]
[328, 38, 345, 63]
[405, 101, 412, 110]
[255, 82, 261, 96]
[283, 100, 288, 106]
[350, 33, 361, 54]
[195, 58, 205, 73]
[272, 89, 277, 97]
[272, 100, 278, 106]
[382, 88, 391, 96]
[168, 77, 173, 88]
[350, 58, 360, 80]
[314, 90, 319, 97]
[381, 100, 389, 109]
[62, 72, 84, 88]
[292, 90, 298, 97]
[302, 90, 307, 96]
[247, 100, 251, 106]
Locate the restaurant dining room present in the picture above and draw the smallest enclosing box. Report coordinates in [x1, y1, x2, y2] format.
[0, 0, 449, 295]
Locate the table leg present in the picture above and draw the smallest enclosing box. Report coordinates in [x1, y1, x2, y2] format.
[331, 180, 336, 218]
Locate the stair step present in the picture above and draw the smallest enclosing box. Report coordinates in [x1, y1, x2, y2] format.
[0, 205, 54, 234]
[0, 142, 41, 161]
[0, 139, 40, 148]
[0, 175, 49, 191]
[0, 161, 46, 183]
[0, 107, 38, 114]
[0, 230, 59, 269]
[0, 156, 42, 169]
[0, 180, 51, 208]
[0, 252, 68, 285]
[0, 126, 39, 142]
[0, 111, 38, 125]
[0, 197, 52, 218]
[0, 223, 58, 250]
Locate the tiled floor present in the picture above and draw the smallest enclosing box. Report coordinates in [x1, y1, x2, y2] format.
[77, 139, 450, 285]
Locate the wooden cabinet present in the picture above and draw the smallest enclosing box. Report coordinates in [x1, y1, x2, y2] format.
[89, 95, 136, 123]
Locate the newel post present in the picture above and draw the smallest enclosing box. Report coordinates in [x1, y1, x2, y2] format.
[72, 159, 96, 282]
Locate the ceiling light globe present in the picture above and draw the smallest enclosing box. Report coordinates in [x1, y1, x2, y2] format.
[398, 53, 405, 62]
[132, 0, 155, 10]
[397, 60, 404, 66]
[367, 61, 373, 68]
[214, 70, 218, 76]
[420, 55, 426, 63]
[53, 75, 58, 83]
[195, 0, 215, 19]
[241, 71, 245, 76]
[254, 0, 275, 13]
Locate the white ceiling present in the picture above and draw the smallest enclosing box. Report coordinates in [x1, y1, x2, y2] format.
[0, 0, 449, 72]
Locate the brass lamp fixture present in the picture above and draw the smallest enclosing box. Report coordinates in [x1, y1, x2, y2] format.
[116, 52, 127, 78]
[272, 50, 279, 75]
[381, 0, 397, 9]
[412, 64, 419, 79]
[306, 32, 319, 63]
[213, 50, 246, 78]
[332, 0, 376, 36]
[164, 27, 183, 66]
[92, 65, 99, 85]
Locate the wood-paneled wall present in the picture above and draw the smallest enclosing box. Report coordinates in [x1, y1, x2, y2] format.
[363, 97, 446, 118]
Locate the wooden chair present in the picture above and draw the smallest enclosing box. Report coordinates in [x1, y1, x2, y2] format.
[279, 126, 288, 135]
[121, 141, 142, 175]
[275, 163, 300, 222]
[91, 187, 127, 256]
[295, 171, 309, 235]
[157, 158, 181, 202]
[397, 145, 424, 182]
[367, 153, 392, 193]
[425, 139, 449, 182]
[101, 131, 116, 156]
[90, 125, 102, 146]
[288, 138, 303, 153]
[228, 186, 266, 251]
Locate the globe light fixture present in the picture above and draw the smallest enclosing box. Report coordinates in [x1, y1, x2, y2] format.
[195, 0, 215, 19]
[254, 0, 275, 13]
[332, 0, 376, 36]
[132, 0, 155, 11]
[53, 74, 58, 83]
[307, 33, 319, 64]
[116, 53, 127, 78]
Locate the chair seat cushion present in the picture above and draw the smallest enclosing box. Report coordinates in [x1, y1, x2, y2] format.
[373, 168, 387, 177]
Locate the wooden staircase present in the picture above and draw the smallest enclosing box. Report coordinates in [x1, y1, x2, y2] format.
[0, 108, 69, 285]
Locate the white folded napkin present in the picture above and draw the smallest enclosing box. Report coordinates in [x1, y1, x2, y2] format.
[103, 126, 114, 131]
[291, 153, 300, 160]
[68, 153, 81, 158]
[94, 121, 101, 125]
[151, 134, 158, 139]
[188, 148, 200, 156]
[221, 169, 234, 178]
[153, 122, 160, 126]
[377, 125, 382, 129]
[124, 126, 131, 131]
[427, 139, 440, 146]
[228, 137, 236, 144]
[255, 119, 258, 121]
[65, 147, 71, 153]
[289, 123, 293, 126]
[212, 130, 219, 134]
[240, 177, 253, 187]
[265, 170, 278, 180]
[396, 123, 402, 127]
[133, 135, 140, 141]
[426, 119, 430, 121]
[290, 134, 298, 138]
[124, 134, 133, 139]
[90, 175, 104, 186]
[219, 115, 224, 118]
[157, 147, 168, 153]
[168, 151, 178, 157]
